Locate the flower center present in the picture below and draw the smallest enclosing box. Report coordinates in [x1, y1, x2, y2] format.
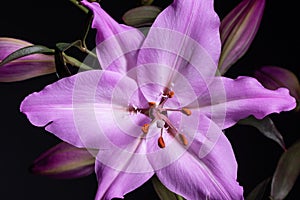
[130, 90, 191, 148]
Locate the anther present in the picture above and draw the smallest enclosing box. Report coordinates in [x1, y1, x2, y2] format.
[181, 108, 192, 116]
[168, 91, 175, 98]
[141, 124, 150, 134]
[179, 134, 188, 146]
[158, 136, 166, 148]
[148, 102, 156, 108]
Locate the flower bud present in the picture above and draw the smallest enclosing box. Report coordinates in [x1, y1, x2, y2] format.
[30, 142, 96, 179]
[254, 66, 300, 102]
[0, 37, 55, 82]
[218, 0, 265, 74]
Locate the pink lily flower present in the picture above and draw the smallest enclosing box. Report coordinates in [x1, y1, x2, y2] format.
[20, 0, 295, 199]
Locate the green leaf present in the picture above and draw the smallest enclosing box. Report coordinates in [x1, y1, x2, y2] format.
[246, 177, 271, 200]
[122, 6, 161, 27]
[138, 27, 150, 36]
[55, 43, 72, 52]
[55, 41, 82, 52]
[0, 45, 54, 67]
[151, 176, 185, 200]
[238, 116, 286, 150]
[140, 0, 154, 6]
[271, 139, 300, 200]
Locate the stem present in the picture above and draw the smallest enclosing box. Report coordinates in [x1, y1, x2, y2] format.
[69, 0, 89, 14]
[82, 48, 97, 58]
[63, 54, 94, 70]
[62, 40, 97, 59]
[82, 12, 94, 49]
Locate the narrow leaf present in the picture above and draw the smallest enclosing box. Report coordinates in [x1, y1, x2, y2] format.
[55, 42, 72, 52]
[138, 27, 150, 36]
[271, 140, 300, 200]
[56, 40, 83, 52]
[122, 6, 161, 27]
[151, 176, 185, 200]
[0, 45, 54, 66]
[238, 116, 286, 150]
[246, 177, 271, 200]
[141, 0, 154, 6]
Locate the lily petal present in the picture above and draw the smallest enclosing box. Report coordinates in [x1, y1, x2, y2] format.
[154, 115, 243, 200]
[218, 0, 266, 74]
[20, 70, 148, 149]
[95, 159, 154, 200]
[141, 0, 221, 65]
[136, 0, 220, 102]
[31, 142, 95, 179]
[0, 37, 55, 82]
[136, 62, 207, 107]
[81, 0, 145, 74]
[192, 76, 296, 129]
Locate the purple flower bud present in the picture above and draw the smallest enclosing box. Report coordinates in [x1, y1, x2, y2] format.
[0, 37, 55, 82]
[254, 66, 300, 102]
[218, 0, 265, 74]
[30, 142, 96, 179]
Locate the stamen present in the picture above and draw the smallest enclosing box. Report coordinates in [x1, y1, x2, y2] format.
[137, 89, 190, 148]
[181, 108, 192, 116]
[179, 133, 188, 146]
[158, 136, 166, 148]
[148, 102, 156, 108]
[168, 91, 175, 98]
[141, 124, 150, 134]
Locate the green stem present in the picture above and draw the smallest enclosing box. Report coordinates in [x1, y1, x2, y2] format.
[69, 0, 89, 14]
[60, 41, 97, 59]
[82, 48, 97, 58]
[82, 12, 94, 49]
[63, 54, 94, 71]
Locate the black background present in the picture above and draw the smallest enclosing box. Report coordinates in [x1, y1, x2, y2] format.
[0, 0, 299, 199]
